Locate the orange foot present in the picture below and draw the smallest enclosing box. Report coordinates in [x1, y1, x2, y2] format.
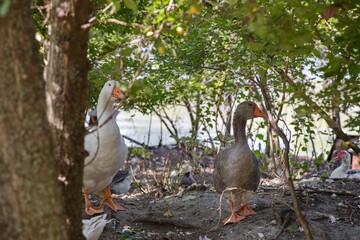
[101, 185, 125, 212]
[223, 199, 246, 225]
[83, 188, 105, 216]
[85, 204, 104, 215]
[236, 203, 256, 217]
[223, 212, 246, 224]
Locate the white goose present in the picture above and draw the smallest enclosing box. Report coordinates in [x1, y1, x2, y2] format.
[330, 150, 360, 179]
[83, 80, 128, 215]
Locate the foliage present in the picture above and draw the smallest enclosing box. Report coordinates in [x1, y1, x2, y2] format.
[129, 146, 153, 158]
[31, 0, 360, 170]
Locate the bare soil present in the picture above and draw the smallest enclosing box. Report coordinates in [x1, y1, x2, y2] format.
[85, 146, 360, 240]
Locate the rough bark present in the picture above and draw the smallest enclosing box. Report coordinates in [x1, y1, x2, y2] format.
[45, 1, 92, 239]
[0, 1, 67, 239]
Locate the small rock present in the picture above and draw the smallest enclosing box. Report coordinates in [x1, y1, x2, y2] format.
[329, 215, 337, 224]
[199, 236, 212, 240]
[166, 231, 176, 237]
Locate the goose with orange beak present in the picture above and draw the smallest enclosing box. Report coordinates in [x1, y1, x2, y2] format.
[213, 101, 266, 224]
[83, 80, 128, 215]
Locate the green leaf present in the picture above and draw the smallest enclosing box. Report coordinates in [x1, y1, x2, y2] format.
[0, 0, 11, 16]
[348, 63, 360, 78]
[256, 133, 264, 140]
[287, 222, 299, 232]
[249, 42, 264, 51]
[301, 161, 309, 170]
[254, 149, 261, 157]
[124, 0, 138, 12]
[228, 0, 238, 6]
[314, 153, 324, 164]
[121, 47, 135, 56]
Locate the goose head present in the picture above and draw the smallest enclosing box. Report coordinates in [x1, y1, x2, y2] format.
[100, 80, 125, 101]
[336, 150, 351, 168]
[233, 101, 266, 121]
[232, 101, 266, 143]
[96, 81, 125, 123]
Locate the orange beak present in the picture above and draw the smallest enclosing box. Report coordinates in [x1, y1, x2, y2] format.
[112, 86, 126, 100]
[253, 105, 266, 118]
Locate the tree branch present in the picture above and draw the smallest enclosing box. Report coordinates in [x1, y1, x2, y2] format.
[107, 18, 146, 28]
[267, 114, 313, 240]
[278, 69, 360, 154]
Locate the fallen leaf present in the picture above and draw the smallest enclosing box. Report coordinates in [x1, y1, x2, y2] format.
[163, 209, 173, 218]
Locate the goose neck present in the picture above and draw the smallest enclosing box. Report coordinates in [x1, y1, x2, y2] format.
[233, 118, 248, 145]
[97, 95, 115, 125]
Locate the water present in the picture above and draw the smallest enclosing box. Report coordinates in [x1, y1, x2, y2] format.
[115, 106, 355, 160]
[117, 106, 215, 147]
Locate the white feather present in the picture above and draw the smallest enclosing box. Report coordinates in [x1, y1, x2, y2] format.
[82, 214, 108, 240]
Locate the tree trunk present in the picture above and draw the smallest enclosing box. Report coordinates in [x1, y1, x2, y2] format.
[0, 1, 67, 239]
[45, 1, 92, 239]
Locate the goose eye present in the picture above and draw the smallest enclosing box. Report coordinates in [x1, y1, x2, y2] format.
[108, 83, 111, 87]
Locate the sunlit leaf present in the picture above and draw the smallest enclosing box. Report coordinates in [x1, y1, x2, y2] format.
[249, 42, 264, 51]
[124, 0, 138, 12]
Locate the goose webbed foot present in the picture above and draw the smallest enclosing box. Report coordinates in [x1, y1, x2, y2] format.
[223, 212, 246, 224]
[101, 185, 125, 212]
[85, 204, 105, 215]
[223, 199, 246, 225]
[83, 188, 105, 215]
[235, 203, 256, 217]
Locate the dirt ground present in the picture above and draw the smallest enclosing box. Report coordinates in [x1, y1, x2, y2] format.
[85, 146, 360, 240]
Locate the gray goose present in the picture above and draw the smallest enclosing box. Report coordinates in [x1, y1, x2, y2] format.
[213, 101, 265, 224]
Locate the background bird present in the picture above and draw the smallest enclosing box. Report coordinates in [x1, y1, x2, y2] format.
[330, 150, 360, 179]
[110, 168, 137, 194]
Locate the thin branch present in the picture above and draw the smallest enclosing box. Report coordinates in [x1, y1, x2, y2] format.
[123, 135, 151, 148]
[161, 107, 179, 139]
[152, 108, 177, 140]
[267, 114, 313, 240]
[183, 97, 197, 137]
[107, 18, 146, 28]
